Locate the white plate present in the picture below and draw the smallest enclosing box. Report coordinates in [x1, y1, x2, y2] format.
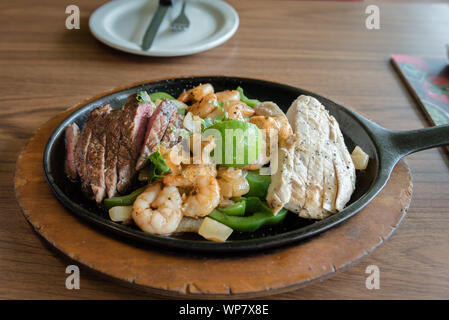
[89, 0, 239, 57]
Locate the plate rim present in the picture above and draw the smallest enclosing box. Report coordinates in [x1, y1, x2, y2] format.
[88, 0, 240, 57]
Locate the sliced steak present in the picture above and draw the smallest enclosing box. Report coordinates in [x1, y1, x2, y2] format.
[116, 93, 154, 194]
[69, 92, 154, 201]
[64, 123, 80, 180]
[85, 105, 112, 203]
[136, 99, 178, 171]
[103, 110, 123, 199]
[161, 110, 184, 148]
[74, 106, 107, 196]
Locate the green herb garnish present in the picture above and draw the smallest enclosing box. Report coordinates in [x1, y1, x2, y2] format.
[143, 148, 171, 183]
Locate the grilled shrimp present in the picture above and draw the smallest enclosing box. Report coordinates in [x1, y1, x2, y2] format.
[163, 165, 220, 218]
[163, 164, 217, 186]
[159, 145, 183, 175]
[272, 114, 293, 140]
[217, 167, 250, 198]
[188, 93, 218, 118]
[226, 101, 255, 120]
[216, 90, 240, 102]
[132, 182, 183, 235]
[182, 175, 220, 218]
[249, 115, 292, 141]
[206, 100, 255, 121]
[185, 135, 216, 165]
[241, 154, 270, 170]
[201, 135, 216, 165]
[241, 114, 293, 172]
[177, 83, 214, 103]
[249, 115, 278, 132]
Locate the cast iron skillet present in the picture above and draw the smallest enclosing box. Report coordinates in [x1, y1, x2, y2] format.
[43, 76, 449, 253]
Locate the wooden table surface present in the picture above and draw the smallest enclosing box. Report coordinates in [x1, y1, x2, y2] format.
[1, 0, 448, 300]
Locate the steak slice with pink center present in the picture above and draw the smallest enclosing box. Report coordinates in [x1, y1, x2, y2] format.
[135, 99, 178, 171]
[116, 92, 154, 194]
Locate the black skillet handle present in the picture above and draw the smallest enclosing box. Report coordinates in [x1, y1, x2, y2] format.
[388, 124, 449, 158]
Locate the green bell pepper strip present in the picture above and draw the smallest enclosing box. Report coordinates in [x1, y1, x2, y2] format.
[149, 92, 176, 101]
[236, 86, 261, 107]
[244, 170, 271, 198]
[103, 186, 147, 210]
[205, 120, 262, 167]
[246, 197, 271, 214]
[231, 196, 272, 214]
[216, 200, 246, 216]
[208, 208, 288, 232]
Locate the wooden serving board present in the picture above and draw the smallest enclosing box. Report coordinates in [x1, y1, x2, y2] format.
[14, 106, 413, 298]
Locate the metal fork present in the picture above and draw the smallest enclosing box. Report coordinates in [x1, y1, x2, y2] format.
[170, 1, 189, 32]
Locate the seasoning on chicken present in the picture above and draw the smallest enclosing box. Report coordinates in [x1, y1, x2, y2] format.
[267, 95, 356, 219]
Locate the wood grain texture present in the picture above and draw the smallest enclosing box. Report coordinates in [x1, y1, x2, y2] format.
[1, 0, 449, 299]
[14, 85, 412, 298]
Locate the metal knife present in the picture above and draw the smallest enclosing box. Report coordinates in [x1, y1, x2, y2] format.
[141, 0, 173, 51]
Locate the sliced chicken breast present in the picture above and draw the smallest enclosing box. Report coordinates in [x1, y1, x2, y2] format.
[287, 95, 355, 218]
[267, 95, 355, 219]
[266, 134, 298, 214]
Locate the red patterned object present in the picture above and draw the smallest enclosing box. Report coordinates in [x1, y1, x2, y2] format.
[391, 54, 449, 127]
